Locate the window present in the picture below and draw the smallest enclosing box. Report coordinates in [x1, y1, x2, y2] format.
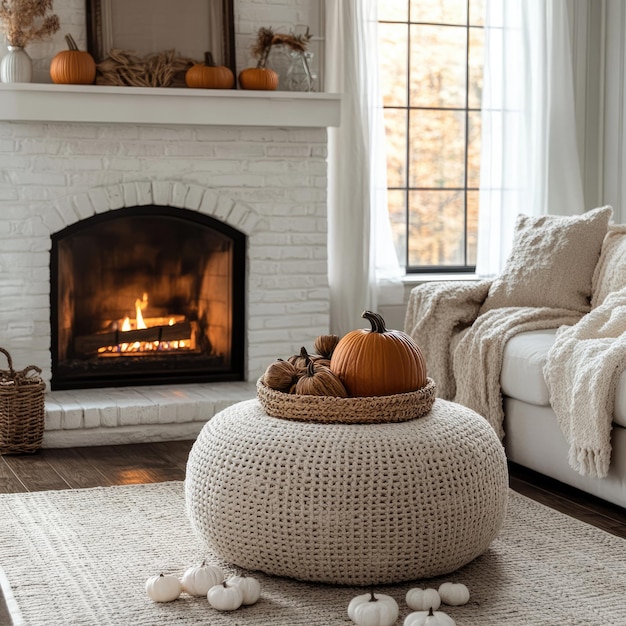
[378, 0, 484, 272]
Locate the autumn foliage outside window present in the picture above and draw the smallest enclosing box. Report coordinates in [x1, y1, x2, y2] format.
[378, 0, 484, 272]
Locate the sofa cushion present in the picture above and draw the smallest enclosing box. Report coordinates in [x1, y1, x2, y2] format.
[500, 329, 556, 406]
[501, 328, 626, 428]
[591, 224, 626, 308]
[480, 206, 613, 314]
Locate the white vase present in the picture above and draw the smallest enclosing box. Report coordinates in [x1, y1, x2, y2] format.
[0, 46, 33, 83]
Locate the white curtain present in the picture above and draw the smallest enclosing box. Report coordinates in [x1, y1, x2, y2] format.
[325, 0, 403, 337]
[477, 0, 585, 277]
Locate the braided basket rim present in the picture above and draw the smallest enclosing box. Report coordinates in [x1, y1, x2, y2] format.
[256, 376, 436, 424]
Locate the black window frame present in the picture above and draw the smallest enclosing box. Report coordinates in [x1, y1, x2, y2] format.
[379, 1, 483, 274]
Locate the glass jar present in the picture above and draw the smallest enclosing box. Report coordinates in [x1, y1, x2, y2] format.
[265, 45, 292, 91]
[286, 51, 316, 92]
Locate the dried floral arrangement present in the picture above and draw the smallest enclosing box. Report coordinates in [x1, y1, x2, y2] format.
[0, 0, 60, 48]
[96, 48, 194, 88]
[251, 26, 312, 69]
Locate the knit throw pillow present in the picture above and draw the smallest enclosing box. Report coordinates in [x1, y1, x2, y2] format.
[591, 224, 626, 308]
[480, 205, 613, 314]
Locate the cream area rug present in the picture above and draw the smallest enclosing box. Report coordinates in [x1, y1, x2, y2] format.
[0, 482, 625, 626]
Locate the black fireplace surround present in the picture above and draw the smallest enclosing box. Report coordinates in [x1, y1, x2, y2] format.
[50, 206, 245, 390]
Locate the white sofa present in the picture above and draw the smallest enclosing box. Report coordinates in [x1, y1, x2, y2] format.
[501, 328, 626, 509]
[404, 207, 626, 510]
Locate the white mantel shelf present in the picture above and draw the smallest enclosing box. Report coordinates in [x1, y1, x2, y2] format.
[0, 83, 341, 127]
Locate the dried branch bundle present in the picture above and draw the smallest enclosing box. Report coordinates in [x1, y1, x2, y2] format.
[272, 28, 312, 53]
[250, 26, 275, 69]
[250, 26, 313, 68]
[96, 48, 194, 88]
[0, 0, 60, 47]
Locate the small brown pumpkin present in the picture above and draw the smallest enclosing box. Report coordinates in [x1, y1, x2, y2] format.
[294, 360, 348, 397]
[311, 356, 331, 368]
[287, 347, 329, 371]
[313, 334, 341, 359]
[238, 67, 278, 90]
[262, 359, 298, 392]
[185, 51, 234, 89]
[287, 346, 311, 370]
[330, 310, 427, 397]
[50, 34, 96, 85]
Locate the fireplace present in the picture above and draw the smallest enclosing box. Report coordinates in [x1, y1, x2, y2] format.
[0, 86, 338, 444]
[50, 205, 245, 390]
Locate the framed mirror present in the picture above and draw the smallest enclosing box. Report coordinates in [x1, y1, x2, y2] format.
[86, 0, 236, 77]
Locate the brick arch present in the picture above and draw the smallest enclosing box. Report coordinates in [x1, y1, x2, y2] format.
[57, 181, 260, 236]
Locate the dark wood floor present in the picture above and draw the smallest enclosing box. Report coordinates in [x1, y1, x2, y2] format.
[1, 441, 625, 539]
[508, 462, 626, 538]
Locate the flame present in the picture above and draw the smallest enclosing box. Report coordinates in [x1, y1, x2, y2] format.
[135, 293, 148, 330]
[97, 292, 195, 356]
[120, 293, 148, 332]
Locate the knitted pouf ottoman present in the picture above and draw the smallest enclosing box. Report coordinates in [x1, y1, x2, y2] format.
[185, 397, 508, 586]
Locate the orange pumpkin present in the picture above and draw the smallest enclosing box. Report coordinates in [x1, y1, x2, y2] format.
[238, 67, 278, 90]
[185, 51, 234, 89]
[329, 310, 427, 397]
[50, 34, 96, 85]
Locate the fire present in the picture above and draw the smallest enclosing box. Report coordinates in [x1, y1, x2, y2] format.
[136, 293, 148, 330]
[96, 292, 196, 356]
[120, 293, 148, 332]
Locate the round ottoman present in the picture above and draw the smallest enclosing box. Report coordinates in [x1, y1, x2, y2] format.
[185, 398, 508, 585]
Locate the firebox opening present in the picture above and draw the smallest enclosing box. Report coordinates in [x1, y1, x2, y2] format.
[51, 205, 245, 390]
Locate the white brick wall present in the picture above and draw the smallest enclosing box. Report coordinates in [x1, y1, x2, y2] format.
[0, 123, 331, 385]
[0, 0, 329, 445]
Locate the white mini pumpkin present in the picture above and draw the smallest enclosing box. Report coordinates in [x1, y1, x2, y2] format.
[406, 587, 441, 611]
[145, 573, 182, 603]
[229, 574, 261, 605]
[207, 581, 244, 611]
[404, 607, 456, 626]
[181, 561, 224, 596]
[438, 582, 470, 606]
[348, 590, 399, 626]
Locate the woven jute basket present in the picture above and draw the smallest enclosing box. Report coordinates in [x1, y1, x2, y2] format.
[0, 348, 46, 455]
[256, 376, 436, 424]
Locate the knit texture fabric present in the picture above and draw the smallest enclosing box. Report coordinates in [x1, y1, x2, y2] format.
[185, 398, 509, 586]
[404, 283, 581, 439]
[453, 306, 583, 439]
[405, 278, 624, 478]
[591, 224, 626, 308]
[404, 280, 493, 400]
[544, 287, 626, 477]
[480, 206, 612, 314]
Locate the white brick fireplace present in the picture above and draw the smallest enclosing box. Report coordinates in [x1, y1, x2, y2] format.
[0, 85, 340, 446]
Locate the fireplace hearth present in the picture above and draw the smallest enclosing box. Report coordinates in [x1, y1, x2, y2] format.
[50, 206, 245, 390]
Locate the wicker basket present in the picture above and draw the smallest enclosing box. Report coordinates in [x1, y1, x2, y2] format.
[256, 376, 437, 424]
[0, 348, 46, 455]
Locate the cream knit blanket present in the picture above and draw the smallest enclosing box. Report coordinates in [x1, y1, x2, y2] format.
[404, 283, 582, 439]
[543, 287, 626, 478]
[453, 306, 583, 439]
[404, 281, 493, 400]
